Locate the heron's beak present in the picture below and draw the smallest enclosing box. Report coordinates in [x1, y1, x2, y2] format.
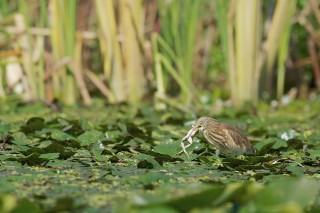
[190, 127, 200, 135]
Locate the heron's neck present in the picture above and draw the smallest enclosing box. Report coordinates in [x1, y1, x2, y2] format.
[207, 119, 220, 130]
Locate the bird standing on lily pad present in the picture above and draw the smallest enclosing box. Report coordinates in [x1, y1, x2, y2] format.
[177, 116, 256, 159]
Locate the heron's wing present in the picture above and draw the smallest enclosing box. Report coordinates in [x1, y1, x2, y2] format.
[221, 123, 256, 154]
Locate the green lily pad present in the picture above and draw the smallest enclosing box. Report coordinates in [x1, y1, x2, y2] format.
[51, 130, 75, 141]
[39, 153, 60, 160]
[20, 117, 45, 133]
[12, 132, 32, 146]
[77, 130, 105, 146]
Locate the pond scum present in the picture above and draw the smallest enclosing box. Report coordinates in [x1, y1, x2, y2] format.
[0, 100, 320, 212]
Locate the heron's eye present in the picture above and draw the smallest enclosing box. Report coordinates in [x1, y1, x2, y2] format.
[192, 123, 202, 128]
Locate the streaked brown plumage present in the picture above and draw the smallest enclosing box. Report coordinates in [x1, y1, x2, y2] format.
[179, 116, 256, 158]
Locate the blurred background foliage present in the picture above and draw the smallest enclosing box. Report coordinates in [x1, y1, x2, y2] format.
[0, 0, 319, 108]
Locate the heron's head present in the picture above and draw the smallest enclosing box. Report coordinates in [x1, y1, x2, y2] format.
[192, 116, 217, 131]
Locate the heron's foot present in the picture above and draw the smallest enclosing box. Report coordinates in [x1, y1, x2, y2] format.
[215, 150, 220, 157]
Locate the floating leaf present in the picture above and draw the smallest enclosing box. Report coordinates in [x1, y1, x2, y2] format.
[287, 138, 303, 150]
[153, 142, 181, 156]
[307, 149, 320, 161]
[20, 117, 45, 133]
[104, 130, 122, 140]
[271, 139, 287, 150]
[0, 122, 10, 137]
[286, 163, 305, 175]
[20, 153, 47, 166]
[138, 172, 170, 186]
[90, 141, 106, 161]
[251, 177, 320, 211]
[44, 143, 66, 154]
[137, 160, 154, 169]
[135, 153, 162, 169]
[75, 149, 92, 158]
[51, 130, 75, 141]
[37, 140, 53, 148]
[133, 184, 224, 212]
[12, 132, 32, 146]
[48, 197, 74, 212]
[77, 130, 105, 146]
[254, 137, 277, 153]
[11, 198, 41, 213]
[39, 153, 60, 160]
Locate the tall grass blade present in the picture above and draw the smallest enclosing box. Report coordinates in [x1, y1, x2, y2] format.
[50, 0, 77, 105]
[277, 1, 296, 99]
[14, 13, 35, 100]
[119, 0, 146, 103]
[73, 33, 91, 105]
[0, 66, 6, 98]
[157, 0, 201, 104]
[95, 0, 125, 103]
[264, 0, 296, 94]
[152, 33, 166, 109]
